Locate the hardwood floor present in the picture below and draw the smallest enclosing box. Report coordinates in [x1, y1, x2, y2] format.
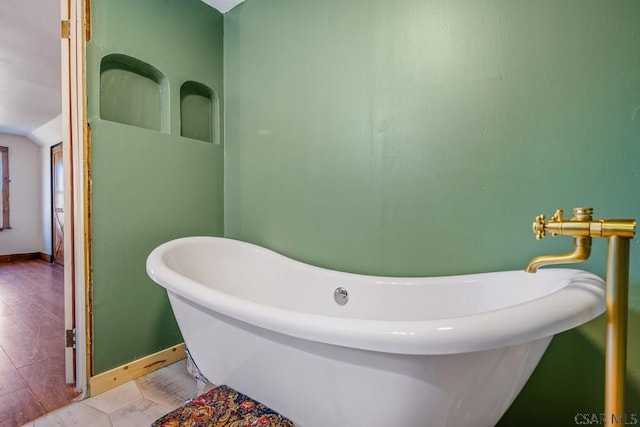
[0, 260, 78, 427]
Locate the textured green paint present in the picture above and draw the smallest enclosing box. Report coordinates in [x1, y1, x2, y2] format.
[181, 82, 217, 143]
[87, 0, 223, 374]
[100, 55, 167, 132]
[224, 0, 640, 421]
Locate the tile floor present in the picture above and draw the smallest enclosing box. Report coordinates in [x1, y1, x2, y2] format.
[0, 261, 78, 426]
[20, 359, 209, 427]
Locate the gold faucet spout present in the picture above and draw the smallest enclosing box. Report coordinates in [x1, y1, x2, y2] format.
[525, 236, 591, 273]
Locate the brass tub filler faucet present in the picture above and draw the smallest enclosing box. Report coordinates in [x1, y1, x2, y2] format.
[526, 207, 636, 423]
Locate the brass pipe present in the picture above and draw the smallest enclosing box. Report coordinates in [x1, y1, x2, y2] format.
[525, 208, 636, 423]
[605, 235, 630, 425]
[524, 236, 591, 273]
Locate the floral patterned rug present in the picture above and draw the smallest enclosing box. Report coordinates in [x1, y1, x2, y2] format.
[151, 384, 295, 427]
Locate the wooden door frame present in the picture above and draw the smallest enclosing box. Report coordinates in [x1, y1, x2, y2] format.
[62, 0, 91, 394]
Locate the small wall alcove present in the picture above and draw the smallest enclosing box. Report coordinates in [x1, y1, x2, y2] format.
[180, 81, 219, 143]
[100, 54, 168, 132]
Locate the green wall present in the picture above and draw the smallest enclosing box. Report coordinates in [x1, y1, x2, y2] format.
[87, 0, 224, 374]
[224, 0, 640, 422]
[84, 0, 640, 418]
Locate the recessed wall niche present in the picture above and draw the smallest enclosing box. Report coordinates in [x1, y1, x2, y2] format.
[100, 54, 168, 132]
[180, 81, 219, 143]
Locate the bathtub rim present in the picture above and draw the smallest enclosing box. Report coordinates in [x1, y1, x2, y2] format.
[146, 236, 606, 355]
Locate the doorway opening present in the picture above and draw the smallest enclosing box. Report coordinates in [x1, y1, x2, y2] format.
[0, 140, 78, 424]
[52, 143, 64, 266]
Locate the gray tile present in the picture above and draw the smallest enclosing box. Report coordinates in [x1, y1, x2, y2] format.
[26, 357, 211, 426]
[135, 359, 214, 409]
[31, 402, 112, 427]
[109, 399, 171, 427]
[83, 382, 142, 414]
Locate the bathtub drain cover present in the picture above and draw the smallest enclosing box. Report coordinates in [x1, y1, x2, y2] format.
[334, 287, 349, 305]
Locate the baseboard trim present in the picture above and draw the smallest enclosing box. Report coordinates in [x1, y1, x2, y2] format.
[89, 342, 186, 396]
[0, 252, 45, 263]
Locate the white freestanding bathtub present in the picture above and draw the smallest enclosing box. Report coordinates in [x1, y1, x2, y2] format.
[146, 236, 605, 427]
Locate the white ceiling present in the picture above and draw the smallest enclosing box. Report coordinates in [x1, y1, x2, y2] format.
[0, 0, 245, 145]
[202, 0, 247, 13]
